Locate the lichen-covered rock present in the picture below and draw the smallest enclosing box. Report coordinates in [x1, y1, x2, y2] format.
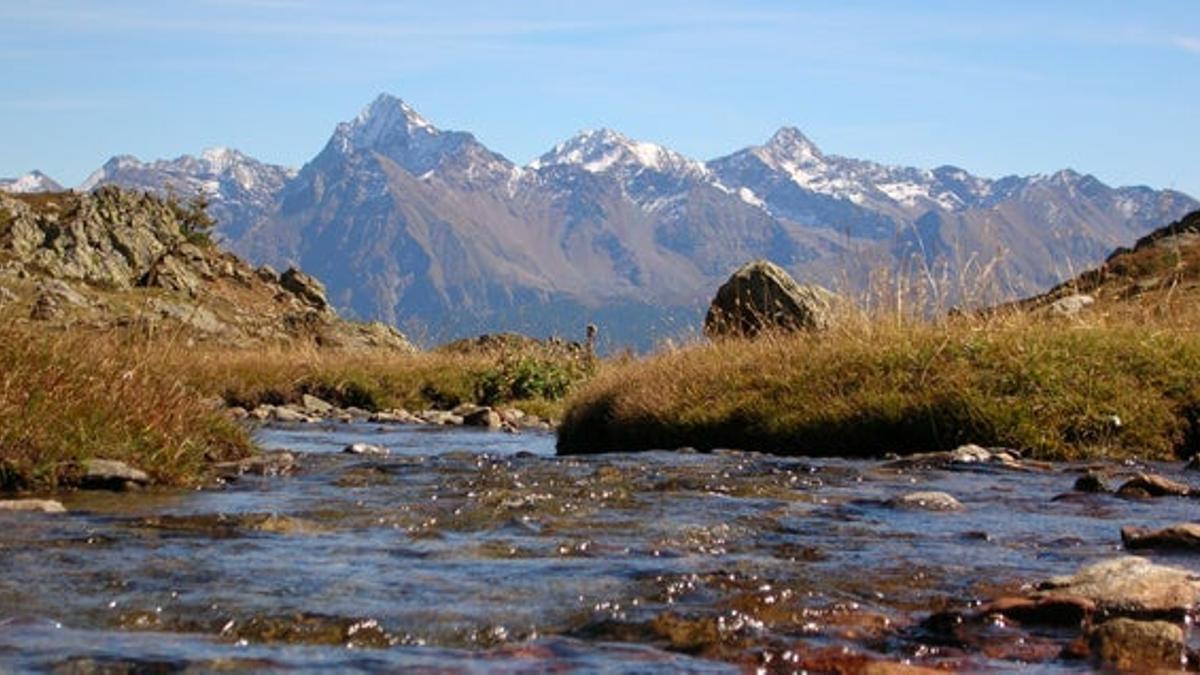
[704, 260, 836, 338]
[1, 187, 415, 352]
[2, 187, 184, 288]
[143, 253, 202, 295]
[281, 266, 330, 312]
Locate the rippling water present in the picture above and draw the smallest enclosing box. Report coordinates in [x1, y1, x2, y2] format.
[1, 422, 1197, 671]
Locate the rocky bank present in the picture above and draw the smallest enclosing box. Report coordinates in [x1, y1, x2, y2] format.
[0, 187, 413, 350]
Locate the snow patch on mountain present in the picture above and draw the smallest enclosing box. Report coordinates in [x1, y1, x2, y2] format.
[531, 128, 708, 180]
[0, 170, 64, 193]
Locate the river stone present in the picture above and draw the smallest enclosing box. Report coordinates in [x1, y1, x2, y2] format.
[1088, 618, 1185, 671]
[1116, 472, 1191, 498]
[301, 394, 335, 414]
[1121, 523, 1200, 551]
[704, 260, 836, 338]
[216, 451, 296, 478]
[1073, 472, 1109, 493]
[271, 406, 312, 423]
[370, 409, 419, 424]
[81, 459, 150, 490]
[1034, 556, 1200, 618]
[463, 407, 502, 429]
[421, 410, 464, 426]
[888, 491, 964, 511]
[343, 443, 389, 456]
[0, 499, 67, 513]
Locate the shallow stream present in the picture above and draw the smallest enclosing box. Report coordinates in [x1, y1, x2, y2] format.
[2, 423, 1198, 671]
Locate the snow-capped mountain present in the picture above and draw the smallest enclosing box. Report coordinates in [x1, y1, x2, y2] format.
[67, 93, 1200, 347]
[0, 170, 64, 193]
[79, 147, 296, 241]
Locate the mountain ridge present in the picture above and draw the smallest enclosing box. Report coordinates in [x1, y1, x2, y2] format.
[64, 93, 1200, 348]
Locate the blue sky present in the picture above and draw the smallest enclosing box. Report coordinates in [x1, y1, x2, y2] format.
[2, 0, 1198, 197]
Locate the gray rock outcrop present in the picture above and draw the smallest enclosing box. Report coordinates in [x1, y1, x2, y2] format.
[704, 260, 836, 338]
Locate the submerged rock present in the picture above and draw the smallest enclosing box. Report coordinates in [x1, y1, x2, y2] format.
[1073, 472, 1109, 493]
[888, 491, 963, 512]
[880, 444, 1026, 471]
[0, 499, 66, 513]
[703, 260, 836, 338]
[1121, 523, 1200, 551]
[80, 458, 150, 490]
[343, 443, 389, 456]
[1088, 618, 1185, 671]
[215, 451, 296, 479]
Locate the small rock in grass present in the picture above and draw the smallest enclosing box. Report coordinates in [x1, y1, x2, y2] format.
[0, 499, 67, 513]
[1121, 523, 1200, 551]
[301, 394, 335, 414]
[271, 406, 313, 423]
[81, 459, 150, 490]
[888, 491, 963, 511]
[1088, 618, 1185, 671]
[343, 443, 389, 456]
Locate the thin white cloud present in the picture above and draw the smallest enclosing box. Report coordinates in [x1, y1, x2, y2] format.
[1173, 35, 1200, 54]
[0, 97, 120, 112]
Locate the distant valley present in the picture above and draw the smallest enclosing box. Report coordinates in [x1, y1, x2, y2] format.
[6, 94, 1196, 348]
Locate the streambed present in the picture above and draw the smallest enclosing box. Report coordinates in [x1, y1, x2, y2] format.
[1, 422, 1197, 671]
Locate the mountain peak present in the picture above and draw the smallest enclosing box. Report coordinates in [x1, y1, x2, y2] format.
[762, 126, 823, 164]
[337, 94, 438, 151]
[531, 128, 705, 178]
[199, 146, 250, 172]
[0, 170, 65, 193]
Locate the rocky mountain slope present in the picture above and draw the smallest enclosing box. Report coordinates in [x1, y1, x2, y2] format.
[74, 93, 1200, 348]
[0, 187, 412, 350]
[1018, 208, 1200, 318]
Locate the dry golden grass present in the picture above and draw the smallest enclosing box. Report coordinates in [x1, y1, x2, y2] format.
[0, 315, 594, 491]
[559, 290, 1200, 461]
[0, 320, 253, 491]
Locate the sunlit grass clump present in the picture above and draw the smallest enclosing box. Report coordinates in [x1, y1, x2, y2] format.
[558, 302, 1200, 461]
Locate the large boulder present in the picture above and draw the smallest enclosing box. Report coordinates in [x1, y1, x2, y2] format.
[704, 260, 836, 338]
